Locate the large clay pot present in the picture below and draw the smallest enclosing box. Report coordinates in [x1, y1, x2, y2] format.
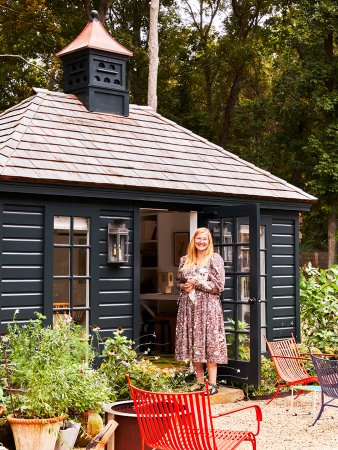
[7, 414, 65, 450]
[103, 401, 152, 450]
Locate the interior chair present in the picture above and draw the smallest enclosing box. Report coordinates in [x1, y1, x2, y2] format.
[264, 335, 317, 404]
[140, 316, 172, 354]
[126, 375, 262, 450]
[309, 350, 338, 426]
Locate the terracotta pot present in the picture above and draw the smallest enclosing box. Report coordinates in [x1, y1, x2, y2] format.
[7, 414, 65, 450]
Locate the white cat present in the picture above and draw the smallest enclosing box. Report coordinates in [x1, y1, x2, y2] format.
[189, 267, 209, 304]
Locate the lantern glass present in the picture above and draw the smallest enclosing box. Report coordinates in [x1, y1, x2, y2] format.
[107, 221, 129, 264]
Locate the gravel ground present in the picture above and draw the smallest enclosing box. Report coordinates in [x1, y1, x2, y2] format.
[212, 393, 338, 449]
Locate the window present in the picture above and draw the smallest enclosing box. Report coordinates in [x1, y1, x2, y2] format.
[53, 216, 90, 330]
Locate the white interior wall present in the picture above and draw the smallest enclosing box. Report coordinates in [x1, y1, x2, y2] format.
[157, 211, 191, 291]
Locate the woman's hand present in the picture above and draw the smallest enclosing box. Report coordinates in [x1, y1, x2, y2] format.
[182, 278, 195, 292]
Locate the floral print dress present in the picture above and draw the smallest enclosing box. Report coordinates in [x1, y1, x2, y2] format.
[175, 253, 228, 364]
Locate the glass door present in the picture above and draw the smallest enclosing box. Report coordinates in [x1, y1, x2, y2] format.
[200, 204, 261, 385]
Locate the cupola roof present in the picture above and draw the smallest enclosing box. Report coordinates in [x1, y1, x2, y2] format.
[56, 10, 133, 58]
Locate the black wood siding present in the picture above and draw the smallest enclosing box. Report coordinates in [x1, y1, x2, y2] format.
[269, 214, 299, 340]
[95, 208, 134, 340]
[0, 200, 137, 339]
[0, 203, 44, 330]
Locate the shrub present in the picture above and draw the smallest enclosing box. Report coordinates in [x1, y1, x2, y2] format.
[300, 263, 338, 351]
[0, 313, 110, 419]
[97, 329, 193, 402]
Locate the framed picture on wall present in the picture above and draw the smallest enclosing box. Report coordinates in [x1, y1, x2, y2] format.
[174, 232, 190, 266]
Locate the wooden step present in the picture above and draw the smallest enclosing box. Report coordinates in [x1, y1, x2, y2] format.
[209, 385, 245, 405]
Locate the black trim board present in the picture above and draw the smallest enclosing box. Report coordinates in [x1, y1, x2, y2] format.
[0, 181, 314, 212]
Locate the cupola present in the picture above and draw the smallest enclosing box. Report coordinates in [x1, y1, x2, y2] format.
[56, 10, 133, 116]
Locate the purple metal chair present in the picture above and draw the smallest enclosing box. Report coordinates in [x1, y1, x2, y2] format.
[309, 350, 338, 426]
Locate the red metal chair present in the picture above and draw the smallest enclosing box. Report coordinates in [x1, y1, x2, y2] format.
[264, 335, 318, 404]
[126, 375, 262, 450]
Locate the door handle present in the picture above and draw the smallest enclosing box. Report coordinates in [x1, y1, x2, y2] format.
[248, 297, 261, 304]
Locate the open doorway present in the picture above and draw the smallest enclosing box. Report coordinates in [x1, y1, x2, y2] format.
[139, 209, 194, 354]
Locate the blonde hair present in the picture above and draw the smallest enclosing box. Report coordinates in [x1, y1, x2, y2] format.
[183, 227, 214, 268]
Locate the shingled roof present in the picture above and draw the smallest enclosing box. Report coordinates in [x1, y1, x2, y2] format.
[0, 88, 315, 203]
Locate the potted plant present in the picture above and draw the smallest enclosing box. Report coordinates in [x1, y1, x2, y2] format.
[97, 328, 192, 450]
[0, 312, 110, 450]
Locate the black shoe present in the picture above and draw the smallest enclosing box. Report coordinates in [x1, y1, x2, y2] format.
[208, 383, 218, 395]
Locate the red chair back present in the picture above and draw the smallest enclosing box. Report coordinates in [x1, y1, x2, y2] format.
[127, 376, 216, 450]
[265, 335, 309, 382]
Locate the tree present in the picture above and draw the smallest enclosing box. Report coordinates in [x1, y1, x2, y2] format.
[267, 0, 338, 263]
[148, 0, 160, 110]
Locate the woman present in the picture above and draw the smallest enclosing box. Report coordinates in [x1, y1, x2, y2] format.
[175, 227, 227, 395]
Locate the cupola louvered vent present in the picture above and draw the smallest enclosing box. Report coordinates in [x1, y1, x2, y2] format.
[56, 10, 132, 116]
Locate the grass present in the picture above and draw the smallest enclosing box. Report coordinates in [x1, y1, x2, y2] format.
[145, 352, 190, 370]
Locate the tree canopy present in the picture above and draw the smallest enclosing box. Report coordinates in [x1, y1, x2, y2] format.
[0, 0, 337, 260]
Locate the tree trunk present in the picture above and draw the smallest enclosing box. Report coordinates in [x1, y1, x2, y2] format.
[327, 210, 337, 267]
[148, 0, 159, 111]
[324, 28, 335, 266]
[219, 70, 243, 147]
[97, 1, 113, 23]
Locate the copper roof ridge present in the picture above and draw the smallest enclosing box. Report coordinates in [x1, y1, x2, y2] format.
[129, 104, 154, 110]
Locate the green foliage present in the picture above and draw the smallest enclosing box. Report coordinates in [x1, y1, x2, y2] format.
[0, 313, 110, 419]
[0, 0, 336, 254]
[248, 356, 275, 396]
[98, 329, 193, 402]
[300, 263, 338, 350]
[225, 318, 250, 361]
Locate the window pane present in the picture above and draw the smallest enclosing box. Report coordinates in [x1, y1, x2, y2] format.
[239, 246, 250, 272]
[224, 305, 235, 324]
[226, 337, 235, 359]
[54, 247, 70, 276]
[260, 301, 266, 327]
[53, 215, 90, 332]
[260, 277, 266, 300]
[53, 279, 70, 304]
[238, 222, 249, 243]
[73, 279, 88, 307]
[223, 275, 234, 300]
[209, 220, 220, 245]
[260, 251, 266, 275]
[72, 310, 88, 328]
[73, 248, 88, 276]
[74, 217, 89, 245]
[237, 333, 250, 361]
[239, 276, 250, 300]
[54, 216, 70, 245]
[222, 219, 233, 243]
[238, 303, 250, 326]
[260, 225, 266, 248]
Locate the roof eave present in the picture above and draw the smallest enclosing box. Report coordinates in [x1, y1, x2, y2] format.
[0, 175, 317, 205]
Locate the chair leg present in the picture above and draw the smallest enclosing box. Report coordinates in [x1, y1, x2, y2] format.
[266, 383, 281, 404]
[252, 436, 256, 450]
[311, 404, 324, 426]
[247, 432, 256, 449]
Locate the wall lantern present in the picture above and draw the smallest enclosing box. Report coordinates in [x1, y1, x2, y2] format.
[107, 221, 129, 264]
